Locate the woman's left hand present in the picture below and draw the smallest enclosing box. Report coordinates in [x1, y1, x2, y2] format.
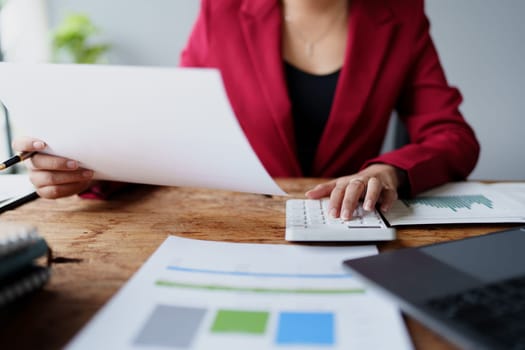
[305, 164, 405, 220]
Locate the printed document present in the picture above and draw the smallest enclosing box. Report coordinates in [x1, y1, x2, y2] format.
[0, 63, 285, 196]
[384, 181, 525, 225]
[67, 236, 412, 349]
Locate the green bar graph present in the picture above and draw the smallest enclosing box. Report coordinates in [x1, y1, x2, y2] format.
[155, 280, 365, 295]
[402, 195, 493, 212]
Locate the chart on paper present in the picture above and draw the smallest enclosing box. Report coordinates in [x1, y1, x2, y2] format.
[402, 195, 493, 212]
[384, 182, 525, 225]
[66, 236, 412, 350]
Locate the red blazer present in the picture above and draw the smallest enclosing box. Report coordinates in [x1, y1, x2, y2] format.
[180, 0, 480, 196]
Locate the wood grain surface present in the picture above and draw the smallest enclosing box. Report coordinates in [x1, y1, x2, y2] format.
[0, 179, 514, 349]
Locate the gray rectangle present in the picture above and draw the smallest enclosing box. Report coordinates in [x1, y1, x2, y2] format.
[134, 304, 206, 348]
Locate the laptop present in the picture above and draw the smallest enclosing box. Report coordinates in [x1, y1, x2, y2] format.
[343, 226, 525, 350]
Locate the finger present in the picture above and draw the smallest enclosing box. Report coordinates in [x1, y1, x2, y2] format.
[378, 187, 398, 212]
[305, 181, 336, 199]
[328, 179, 353, 218]
[12, 137, 46, 153]
[340, 178, 367, 220]
[30, 153, 79, 171]
[363, 177, 382, 211]
[37, 181, 92, 199]
[30, 169, 94, 188]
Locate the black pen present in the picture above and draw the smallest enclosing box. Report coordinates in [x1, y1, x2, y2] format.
[0, 151, 36, 171]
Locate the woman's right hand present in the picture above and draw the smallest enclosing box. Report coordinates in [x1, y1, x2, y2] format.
[12, 137, 94, 199]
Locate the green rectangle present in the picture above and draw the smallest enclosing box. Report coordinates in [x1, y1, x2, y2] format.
[211, 310, 269, 335]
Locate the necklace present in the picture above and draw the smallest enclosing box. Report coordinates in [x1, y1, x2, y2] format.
[283, 2, 347, 58]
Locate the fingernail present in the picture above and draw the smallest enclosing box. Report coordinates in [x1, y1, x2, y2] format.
[381, 204, 390, 212]
[341, 209, 350, 220]
[329, 208, 338, 218]
[33, 141, 45, 149]
[82, 170, 93, 178]
[364, 200, 374, 211]
[66, 160, 77, 169]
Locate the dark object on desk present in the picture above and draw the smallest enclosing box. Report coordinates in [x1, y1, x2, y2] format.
[0, 191, 39, 214]
[0, 223, 52, 307]
[0, 173, 39, 213]
[343, 226, 525, 350]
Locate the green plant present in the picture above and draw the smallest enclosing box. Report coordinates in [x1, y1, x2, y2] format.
[52, 13, 110, 64]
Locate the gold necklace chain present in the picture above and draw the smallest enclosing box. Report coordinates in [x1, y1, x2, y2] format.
[284, 1, 347, 58]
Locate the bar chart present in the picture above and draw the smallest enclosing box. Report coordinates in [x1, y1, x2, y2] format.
[67, 236, 412, 350]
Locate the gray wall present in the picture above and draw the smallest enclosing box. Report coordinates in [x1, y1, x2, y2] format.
[46, 0, 525, 180]
[47, 0, 200, 66]
[426, 0, 525, 180]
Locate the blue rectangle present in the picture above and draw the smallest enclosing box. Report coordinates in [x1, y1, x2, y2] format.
[276, 311, 334, 346]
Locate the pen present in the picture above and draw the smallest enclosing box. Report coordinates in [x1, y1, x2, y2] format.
[0, 151, 36, 171]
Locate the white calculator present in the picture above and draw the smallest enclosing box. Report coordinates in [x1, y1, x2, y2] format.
[285, 199, 396, 242]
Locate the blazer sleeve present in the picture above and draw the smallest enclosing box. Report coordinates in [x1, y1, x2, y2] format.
[363, 5, 480, 196]
[78, 181, 131, 200]
[180, 0, 210, 68]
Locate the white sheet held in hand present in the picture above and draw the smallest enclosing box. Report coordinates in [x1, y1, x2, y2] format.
[0, 63, 286, 196]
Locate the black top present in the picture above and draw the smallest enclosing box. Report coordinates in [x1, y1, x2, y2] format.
[284, 62, 340, 175]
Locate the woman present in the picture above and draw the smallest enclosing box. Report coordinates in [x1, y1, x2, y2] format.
[14, 0, 479, 220]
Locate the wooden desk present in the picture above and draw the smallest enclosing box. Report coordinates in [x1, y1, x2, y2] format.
[0, 179, 514, 349]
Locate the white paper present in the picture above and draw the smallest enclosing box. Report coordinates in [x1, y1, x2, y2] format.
[67, 236, 412, 350]
[384, 181, 525, 225]
[0, 63, 286, 196]
[0, 174, 35, 207]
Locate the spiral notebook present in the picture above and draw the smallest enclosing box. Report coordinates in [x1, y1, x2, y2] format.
[0, 223, 52, 307]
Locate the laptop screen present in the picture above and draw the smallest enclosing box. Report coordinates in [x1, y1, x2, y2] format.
[420, 227, 525, 282]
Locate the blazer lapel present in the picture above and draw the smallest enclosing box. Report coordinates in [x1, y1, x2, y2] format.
[239, 0, 301, 175]
[315, 0, 398, 174]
